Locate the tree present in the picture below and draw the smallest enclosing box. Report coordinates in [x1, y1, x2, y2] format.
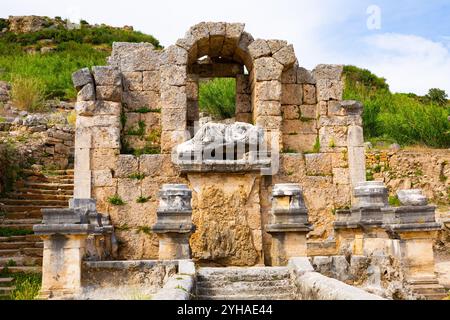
[426, 88, 448, 106]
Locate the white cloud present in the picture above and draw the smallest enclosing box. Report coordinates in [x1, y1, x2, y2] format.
[359, 33, 450, 95]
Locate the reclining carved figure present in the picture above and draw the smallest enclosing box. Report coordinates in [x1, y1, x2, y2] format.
[176, 122, 265, 161]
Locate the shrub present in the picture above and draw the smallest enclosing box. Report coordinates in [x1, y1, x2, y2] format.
[10, 76, 46, 112]
[129, 173, 146, 180]
[199, 78, 236, 119]
[67, 110, 77, 126]
[107, 195, 125, 206]
[8, 273, 41, 300]
[136, 196, 150, 203]
[389, 195, 401, 207]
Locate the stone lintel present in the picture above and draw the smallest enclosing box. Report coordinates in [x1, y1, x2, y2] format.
[151, 224, 196, 234]
[389, 222, 442, 233]
[34, 224, 94, 236]
[176, 160, 271, 173]
[266, 224, 312, 233]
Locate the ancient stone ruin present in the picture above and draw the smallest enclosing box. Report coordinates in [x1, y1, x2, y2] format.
[32, 22, 447, 300]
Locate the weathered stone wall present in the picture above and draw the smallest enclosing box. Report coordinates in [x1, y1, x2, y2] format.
[366, 149, 450, 205]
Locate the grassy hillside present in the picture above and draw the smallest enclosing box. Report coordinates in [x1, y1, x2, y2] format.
[343, 66, 450, 148]
[0, 17, 161, 101]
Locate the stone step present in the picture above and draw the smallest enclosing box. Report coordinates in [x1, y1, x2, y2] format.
[196, 293, 294, 300]
[0, 278, 14, 287]
[0, 249, 20, 257]
[0, 199, 69, 206]
[15, 188, 73, 196]
[196, 278, 292, 289]
[0, 256, 42, 267]
[0, 242, 41, 250]
[2, 218, 42, 225]
[23, 183, 74, 191]
[197, 281, 295, 296]
[4, 266, 41, 273]
[42, 177, 74, 184]
[21, 248, 43, 257]
[0, 235, 40, 243]
[1, 205, 66, 212]
[4, 211, 43, 220]
[0, 224, 35, 231]
[197, 267, 291, 282]
[6, 193, 73, 201]
[23, 169, 74, 176]
[0, 287, 15, 295]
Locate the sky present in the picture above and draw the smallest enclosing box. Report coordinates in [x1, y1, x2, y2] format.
[1, 0, 450, 95]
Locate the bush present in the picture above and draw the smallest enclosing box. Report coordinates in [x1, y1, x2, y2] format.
[199, 78, 236, 119]
[10, 76, 46, 112]
[344, 65, 450, 148]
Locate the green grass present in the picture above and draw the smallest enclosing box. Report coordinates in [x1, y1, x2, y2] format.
[107, 195, 126, 206]
[0, 270, 41, 300]
[389, 195, 402, 207]
[199, 78, 236, 119]
[0, 23, 161, 101]
[128, 173, 146, 180]
[136, 196, 150, 204]
[126, 120, 146, 136]
[344, 66, 450, 148]
[0, 227, 34, 237]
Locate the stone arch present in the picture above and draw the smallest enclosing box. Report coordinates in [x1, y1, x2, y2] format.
[160, 22, 298, 153]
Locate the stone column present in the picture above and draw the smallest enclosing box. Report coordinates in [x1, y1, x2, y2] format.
[267, 184, 312, 266]
[334, 181, 394, 256]
[151, 184, 195, 260]
[33, 208, 94, 299]
[387, 190, 446, 299]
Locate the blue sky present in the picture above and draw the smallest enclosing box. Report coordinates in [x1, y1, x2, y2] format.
[2, 0, 450, 95]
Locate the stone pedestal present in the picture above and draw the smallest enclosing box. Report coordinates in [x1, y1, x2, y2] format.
[334, 182, 394, 256]
[151, 184, 195, 260]
[34, 208, 93, 299]
[387, 191, 446, 299]
[267, 184, 312, 266]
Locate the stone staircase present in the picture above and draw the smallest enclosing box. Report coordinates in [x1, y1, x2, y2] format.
[0, 169, 74, 277]
[196, 267, 297, 300]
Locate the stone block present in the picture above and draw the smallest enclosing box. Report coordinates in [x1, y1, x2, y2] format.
[282, 119, 317, 135]
[77, 84, 95, 101]
[267, 40, 288, 54]
[75, 101, 95, 116]
[255, 116, 282, 130]
[236, 74, 251, 94]
[281, 66, 297, 84]
[96, 86, 121, 102]
[94, 101, 122, 116]
[72, 68, 93, 89]
[123, 91, 160, 111]
[281, 84, 303, 105]
[139, 155, 164, 177]
[222, 23, 245, 57]
[255, 81, 282, 101]
[316, 79, 343, 101]
[122, 72, 143, 91]
[142, 71, 160, 91]
[117, 178, 142, 203]
[161, 130, 188, 153]
[303, 84, 317, 105]
[235, 113, 253, 124]
[282, 105, 300, 120]
[236, 93, 251, 113]
[161, 45, 188, 65]
[92, 66, 122, 86]
[91, 148, 119, 171]
[305, 153, 332, 176]
[92, 169, 114, 187]
[396, 190, 428, 206]
[332, 151, 348, 168]
[115, 155, 139, 178]
[141, 113, 161, 134]
[319, 126, 348, 150]
[254, 57, 283, 81]
[160, 65, 187, 87]
[111, 42, 160, 72]
[273, 44, 296, 68]
[91, 127, 121, 149]
[160, 86, 187, 108]
[313, 64, 343, 81]
[300, 104, 318, 119]
[161, 108, 187, 131]
[282, 134, 317, 153]
[297, 67, 316, 84]
[186, 80, 198, 100]
[333, 168, 350, 185]
[124, 113, 140, 132]
[348, 146, 366, 186]
[255, 100, 281, 117]
[318, 101, 328, 116]
[248, 39, 271, 59]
